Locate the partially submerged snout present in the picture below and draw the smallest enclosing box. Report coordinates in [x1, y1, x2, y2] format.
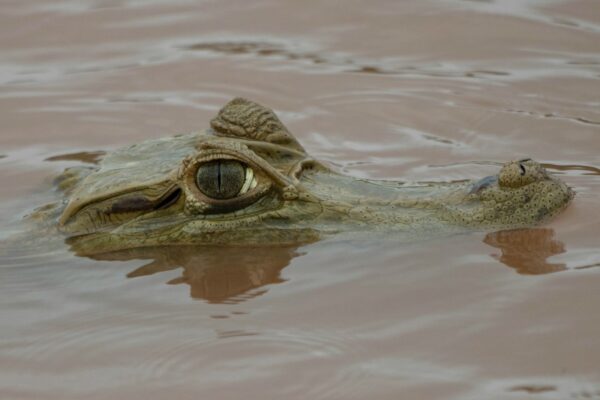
[458, 159, 574, 227]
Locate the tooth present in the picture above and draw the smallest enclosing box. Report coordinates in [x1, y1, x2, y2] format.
[250, 177, 257, 189]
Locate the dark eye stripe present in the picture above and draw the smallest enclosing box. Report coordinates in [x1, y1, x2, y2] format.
[108, 187, 182, 214]
[110, 196, 153, 213]
[154, 188, 181, 210]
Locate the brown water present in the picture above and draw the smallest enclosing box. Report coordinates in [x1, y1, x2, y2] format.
[1, 1, 600, 399]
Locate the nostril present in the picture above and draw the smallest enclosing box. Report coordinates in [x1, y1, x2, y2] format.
[519, 163, 526, 176]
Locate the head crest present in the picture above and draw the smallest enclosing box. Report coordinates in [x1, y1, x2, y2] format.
[210, 98, 305, 153]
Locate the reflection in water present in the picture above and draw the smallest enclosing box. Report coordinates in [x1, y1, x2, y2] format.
[484, 228, 566, 275]
[504, 109, 600, 128]
[543, 162, 600, 176]
[184, 41, 327, 64]
[90, 246, 301, 303]
[184, 40, 510, 79]
[509, 385, 557, 394]
[45, 151, 106, 164]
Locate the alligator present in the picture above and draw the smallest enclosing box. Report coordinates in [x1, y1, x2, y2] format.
[30, 97, 573, 256]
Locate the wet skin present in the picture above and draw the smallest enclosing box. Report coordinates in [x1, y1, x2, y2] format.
[35, 98, 574, 255]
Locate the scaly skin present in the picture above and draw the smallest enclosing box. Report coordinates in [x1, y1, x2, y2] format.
[32, 98, 573, 255]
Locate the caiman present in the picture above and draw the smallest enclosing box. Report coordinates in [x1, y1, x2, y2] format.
[30, 98, 574, 256]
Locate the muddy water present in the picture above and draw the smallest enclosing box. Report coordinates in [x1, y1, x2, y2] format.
[1, 1, 600, 399]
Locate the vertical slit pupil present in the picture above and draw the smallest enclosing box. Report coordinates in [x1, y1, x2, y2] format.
[196, 160, 246, 199]
[217, 160, 222, 194]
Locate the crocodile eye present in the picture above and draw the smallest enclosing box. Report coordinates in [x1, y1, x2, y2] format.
[195, 160, 257, 199]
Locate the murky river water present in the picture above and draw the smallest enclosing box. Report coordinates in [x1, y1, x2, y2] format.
[1, 1, 600, 399]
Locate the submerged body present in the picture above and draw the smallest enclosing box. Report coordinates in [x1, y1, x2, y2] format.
[33, 98, 573, 255]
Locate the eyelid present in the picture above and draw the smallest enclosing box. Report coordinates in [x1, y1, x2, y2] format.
[238, 167, 256, 195]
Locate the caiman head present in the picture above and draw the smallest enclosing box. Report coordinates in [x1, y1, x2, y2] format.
[56, 98, 573, 255]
